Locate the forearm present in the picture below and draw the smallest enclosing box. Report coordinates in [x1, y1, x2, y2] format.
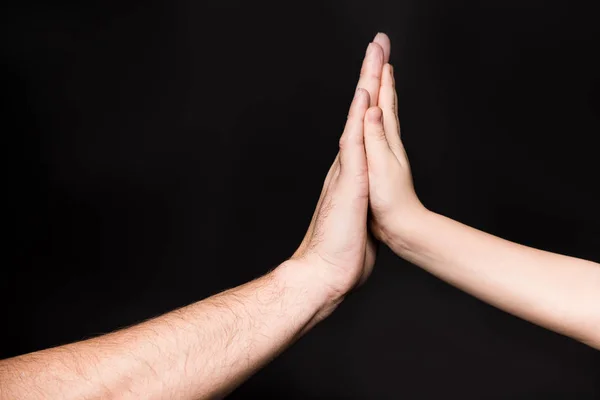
[0, 260, 335, 400]
[389, 210, 600, 349]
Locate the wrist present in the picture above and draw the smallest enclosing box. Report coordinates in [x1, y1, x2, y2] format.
[382, 206, 434, 257]
[273, 258, 345, 322]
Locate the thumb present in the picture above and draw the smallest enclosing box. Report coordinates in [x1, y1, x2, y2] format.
[364, 106, 396, 176]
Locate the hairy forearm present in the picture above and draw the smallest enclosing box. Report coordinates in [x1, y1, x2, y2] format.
[389, 210, 600, 349]
[0, 260, 335, 400]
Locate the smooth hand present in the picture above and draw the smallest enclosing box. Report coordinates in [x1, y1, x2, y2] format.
[363, 57, 428, 246]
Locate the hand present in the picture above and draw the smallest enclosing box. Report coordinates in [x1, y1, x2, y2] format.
[290, 34, 391, 309]
[363, 53, 428, 246]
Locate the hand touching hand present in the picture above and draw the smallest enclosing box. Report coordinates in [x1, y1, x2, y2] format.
[363, 53, 428, 245]
[290, 35, 390, 311]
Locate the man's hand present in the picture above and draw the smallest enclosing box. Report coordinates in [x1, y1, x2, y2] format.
[290, 87, 373, 307]
[290, 34, 391, 311]
[0, 35, 404, 400]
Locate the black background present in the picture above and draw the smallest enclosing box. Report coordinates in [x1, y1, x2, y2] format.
[2, 1, 600, 398]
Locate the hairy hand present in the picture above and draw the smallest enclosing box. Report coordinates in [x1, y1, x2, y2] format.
[291, 34, 391, 306]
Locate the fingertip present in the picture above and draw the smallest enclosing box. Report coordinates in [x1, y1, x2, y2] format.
[382, 63, 394, 86]
[374, 32, 388, 42]
[373, 32, 391, 63]
[366, 106, 383, 123]
[370, 42, 384, 64]
[365, 41, 384, 67]
[363, 106, 392, 169]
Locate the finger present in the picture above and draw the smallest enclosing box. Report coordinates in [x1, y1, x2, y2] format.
[356, 41, 385, 106]
[339, 88, 370, 180]
[364, 106, 396, 175]
[373, 32, 391, 64]
[392, 64, 400, 133]
[378, 63, 404, 158]
[299, 88, 370, 251]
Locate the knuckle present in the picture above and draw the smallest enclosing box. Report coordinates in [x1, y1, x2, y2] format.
[359, 62, 381, 80]
[353, 170, 369, 188]
[338, 135, 348, 150]
[339, 132, 361, 150]
[359, 69, 380, 81]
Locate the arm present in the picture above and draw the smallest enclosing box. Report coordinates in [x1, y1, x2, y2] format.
[361, 42, 600, 349]
[0, 35, 390, 399]
[389, 209, 600, 349]
[0, 262, 337, 400]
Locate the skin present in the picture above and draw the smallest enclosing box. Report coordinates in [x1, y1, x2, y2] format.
[363, 42, 600, 350]
[0, 34, 389, 400]
[1, 30, 598, 400]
